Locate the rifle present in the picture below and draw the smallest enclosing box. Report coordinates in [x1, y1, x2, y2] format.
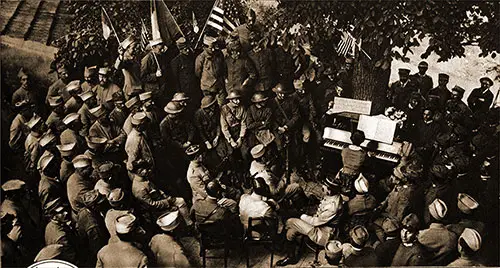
[274, 98, 292, 185]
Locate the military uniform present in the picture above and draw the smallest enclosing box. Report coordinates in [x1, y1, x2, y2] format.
[116, 59, 142, 99]
[77, 103, 94, 137]
[428, 85, 451, 109]
[186, 160, 211, 203]
[9, 113, 30, 153]
[66, 172, 93, 215]
[95, 83, 123, 106]
[60, 158, 74, 185]
[44, 220, 77, 262]
[171, 52, 200, 101]
[388, 80, 417, 109]
[375, 237, 401, 266]
[104, 209, 131, 240]
[141, 51, 168, 105]
[412, 73, 433, 97]
[418, 223, 458, 265]
[195, 50, 226, 104]
[46, 79, 69, 103]
[81, 81, 97, 94]
[125, 128, 155, 174]
[131, 177, 175, 216]
[193, 196, 237, 224]
[149, 233, 191, 267]
[467, 88, 494, 115]
[447, 256, 484, 267]
[96, 240, 148, 268]
[46, 111, 65, 135]
[159, 115, 195, 157]
[60, 128, 85, 153]
[194, 106, 230, 168]
[391, 242, 427, 266]
[220, 102, 248, 157]
[246, 103, 275, 148]
[89, 120, 126, 152]
[24, 131, 42, 172]
[347, 193, 377, 230]
[12, 87, 39, 107]
[77, 208, 108, 266]
[248, 47, 276, 92]
[110, 106, 127, 129]
[38, 174, 65, 216]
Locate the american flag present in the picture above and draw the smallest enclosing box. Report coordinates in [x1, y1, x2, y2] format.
[336, 31, 356, 57]
[140, 19, 150, 50]
[206, 0, 241, 34]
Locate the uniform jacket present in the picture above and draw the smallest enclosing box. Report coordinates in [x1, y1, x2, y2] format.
[38, 174, 64, 215]
[64, 96, 83, 114]
[149, 234, 191, 267]
[171, 53, 199, 96]
[343, 247, 379, 267]
[12, 87, 38, 106]
[193, 196, 236, 224]
[418, 223, 458, 265]
[109, 107, 127, 128]
[224, 55, 257, 94]
[131, 177, 173, 213]
[375, 237, 401, 266]
[446, 219, 486, 237]
[89, 120, 126, 151]
[388, 80, 417, 109]
[46, 79, 69, 103]
[347, 194, 377, 216]
[159, 116, 195, 149]
[24, 131, 41, 170]
[95, 83, 123, 106]
[186, 161, 211, 203]
[77, 207, 108, 264]
[467, 87, 494, 114]
[194, 107, 221, 143]
[60, 158, 74, 185]
[96, 240, 148, 268]
[220, 103, 247, 142]
[301, 195, 342, 228]
[116, 58, 142, 98]
[391, 242, 427, 266]
[104, 209, 131, 240]
[248, 47, 276, 91]
[412, 73, 433, 97]
[141, 52, 168, 97]
[272, 96, 301, 131]
[125, 129, 154, 172]
[383, 183, 419, 222]
[9, 114, 29, 152]
[446, 99, 472, 116]
[428, 86, 451, 109]
[246, 104, 274, 132]
[81, 81, 97, 94]
[66, 172, 93, 214]
[46, 111, 65, 134]
[44, 220, 77, 261]
[195, 50, 225, 93]
[77, 103, 93, 137]
[239, 193, 274, 230]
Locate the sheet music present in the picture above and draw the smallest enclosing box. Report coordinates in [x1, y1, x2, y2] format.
[357, 114, 396, 144]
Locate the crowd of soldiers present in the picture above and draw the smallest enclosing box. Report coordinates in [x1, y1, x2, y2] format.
[2, 9, 499, 267]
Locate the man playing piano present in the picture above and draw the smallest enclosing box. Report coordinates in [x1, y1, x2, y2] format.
[334, 130, 367, 198]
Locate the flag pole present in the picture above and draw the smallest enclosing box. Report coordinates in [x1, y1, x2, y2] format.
[194, 0, 219, 49]
[348, 32, 371, 61]
[102, 7, 121, 44]
[141, 17, 162, 71]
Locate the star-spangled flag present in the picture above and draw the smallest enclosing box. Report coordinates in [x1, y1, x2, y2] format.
[206, 0, 241, 34]
[336, 31, 356, 57]
[141, 20, 150, 50]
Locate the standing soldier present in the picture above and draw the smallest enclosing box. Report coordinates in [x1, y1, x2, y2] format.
[232, 9, 260, 53]
[24, 115, 44, 178]
[109, 93, 127, 128]
[95, 67, 123, 106]
[81, 66, 98, 93]
[9, 100, 33, 153]
[224, 41, 257, 100]
[467, 77, 494, 115]
[114, 36, 142, 100]
[44, 201, 77, 264]
[412, 61, 433, 97]
[195, 35, 226, 105]
[89, 105, 126, 158]
[46, 65, 70, 103]
[428, 73, 451, 109]
[46, 96, 66, 135]
[336, 58, 354, 98]
[64, 81, 83, 114]
[171, 37, 201, 111]
[66, 154, 94, 218]
[220, 90, 249, 164]
[38, 153, 66, 218]
[125, 112, 155, 179]
[247, 32, 276, 94]
[77, 91, 98, 137]
[246, 92, 275, 149]
[56, 143, 76, 185]
[141, 38, 168, 108]
[388, 68, 416, 109]
[12, 68, 42, 112]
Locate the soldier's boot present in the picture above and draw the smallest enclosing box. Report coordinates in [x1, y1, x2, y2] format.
[276, 240, 300, 266]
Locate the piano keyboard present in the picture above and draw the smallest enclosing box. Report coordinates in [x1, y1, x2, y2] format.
[322, 127, 403, 163]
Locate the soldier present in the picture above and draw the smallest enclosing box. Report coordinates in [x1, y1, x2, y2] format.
[274, 38, 295, 91]
[232, 9, 260, 52]
[423, 165, 456, 227]
[392, 213, 428, 266]
[446, 193, 485, 236]
[141, 38, 168, 107]
[104, 188, 132, 240]
[412, 61, 433, 97]
[467, 77, 494, 115]
[220, 90, 248, 163]
[77, 190, 109, 267]
[81, 66, 98, 93]
[122, 96, 142, 135]
[114, 36, 142, 99]
[46, 65, 70, 103]
[44, 200, 77, 264]
[109, 93, 127, 128]
[77, 90, 98, 137]
[84, 136, 109, 173]
[24, 115, 44, 176]
[186, 145, 212, 204]
[428, 73, 451, 109]
[446, 86, 472, 116]
[448, 228, 484, 267]
[125, 112, 155, 179]
[12, 68, 40, 108]
[89, 105, 126, 157]
[64, 80, 83, 114]
[54, 142, 74, 185]
[248, 32, 276, 93]
[1, 212, 21, 267]
[171, 91, 195, 118]
[96, 213, 148, 268]
[171, 37, 201, 109]
[38, 153, 66, 219]
[374, 218, 401, 266]
[246, 92, 275, 149]
[413, 108, 441, 160]
[66, 154, 94, 218]
[224, 41, 257, 99]
[388, 68, 416, 109]
[295, 79, 319, 172]
[94, 162, 123, 197]
[276, 192, 343, 266]
[60, 113, 85, 152]
[46, 96, 66, 135]
[95, 67, 123, 106]
[341, 225, 379, 267]
[150, 211, 191, 267]
[346, 175, 377, 231]
[37, 131, 60, 170]
[195, 35, 226, 105]
[418, 198, 458, 265]
[9, 100, 33, 153]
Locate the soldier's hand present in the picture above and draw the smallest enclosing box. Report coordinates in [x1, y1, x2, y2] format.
[213, 136, 219, 147]
[236, 138, 242, 148]
[205, 141, 213, 150]
[218, 197, 237, 209]
[156, 70, 162, 77]
[278, 126, 286, 134]
[230, 140, 238, 148]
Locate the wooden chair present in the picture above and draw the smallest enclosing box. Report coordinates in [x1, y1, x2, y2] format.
[197, 222, 229, 268]
[243, 217, 278, 268]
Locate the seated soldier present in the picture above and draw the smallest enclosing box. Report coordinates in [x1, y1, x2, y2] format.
[341, 225, 379, 267]
[374, 218, 402, 266]
[346, 174, 377, 231]
[392, 213, 428, 266]
[335, 130, 367, 198]
[448, 228, 484, 267]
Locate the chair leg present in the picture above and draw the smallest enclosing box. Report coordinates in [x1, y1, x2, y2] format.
[224, 245, 228, 268]
[245, 242, 250, 268]
[269, 249, 274, 268]
[313, 247, 321, 266]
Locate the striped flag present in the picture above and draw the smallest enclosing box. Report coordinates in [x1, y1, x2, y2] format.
[150, 0, 183, 46]
[336, 31, 356, 57]
[206, 0, 240, 34]
[140, 20, 150, 50]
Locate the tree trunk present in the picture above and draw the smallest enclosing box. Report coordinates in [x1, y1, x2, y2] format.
[352, 41, 391, 115]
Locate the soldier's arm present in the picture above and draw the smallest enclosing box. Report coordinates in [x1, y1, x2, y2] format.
[300, 207, 338, 227]
[239, 109, 248, 139]
[220, 110, 233, 143]
[140, 56, 158, 83]
[195, 53, 204, 78]
[138, 188, 173, 210]
[194, 113, 209, 143]
[245, 109, 260, 130]
[285, 99, 301, 130]
[125, 139, 141, 171]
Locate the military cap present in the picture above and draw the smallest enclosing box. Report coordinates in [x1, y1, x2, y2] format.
[176, 37, 188, 50]
[203, 35, 217, 46]
[98, 67, 111, 76]
[38, 153, 55, 172]
[164, 101, 184, 114]
[56, 143, 76, 157]
[185, 144, 201, 156]
[382, 218, 401, 236]
[452, 85, 465, 94]
[354, 174, 369, 193]
[72, 154, 91, 168]
[272, 83, 294, 94]
[251, 144, 265, 159]
[66, 80, 81, 93]
[149, 37, 163, 47]
[84, 66, 97, 76]
[44, 197, 63, 213]
[398, 68, 411, 74]
[226, 90, 242, 100]
[438, 73, 450, 80]
[63, 113, 80, 125]
[139, 91, 152, 102]
[460, 228, 482, 252]
[89, 105, 106, 119]
[349, 225, 369, 246]
[34, 244, 65, 262]
[131, 112, 147, 125]
[124, 96, 140, 109]
[172, 92, 190, 102]
[479, 77, 493, 87]
[2, 179, 26, 192]
[402, 213, 420, 232]
[81, 189, 105, 207]
[48, 96, 63, 107]
[26, 115, 42, 130]
[200, 95, 216, 108]
[86, 136, 108, 150]
[79, 91, 95, 102]
[120, 35, 135, 50]
[40, 132, 56, 148]
[324, 240, 343, 263]
[115, 213, 138, 234]
[429, 198, 448, 221]
[107, 188, 125, 207]
[457, 193, 479, 214]
[98, 161, 114, 175]
[251, 92, 268, 103]
[156, 210, 180, 231]
[418, 61, 428, 68]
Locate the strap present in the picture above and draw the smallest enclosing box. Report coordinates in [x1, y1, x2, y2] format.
[274, 99, 290, 122]
[200, 204, 221, 224]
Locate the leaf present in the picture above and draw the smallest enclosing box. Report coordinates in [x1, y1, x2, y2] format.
[382, 60, 391, 70]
